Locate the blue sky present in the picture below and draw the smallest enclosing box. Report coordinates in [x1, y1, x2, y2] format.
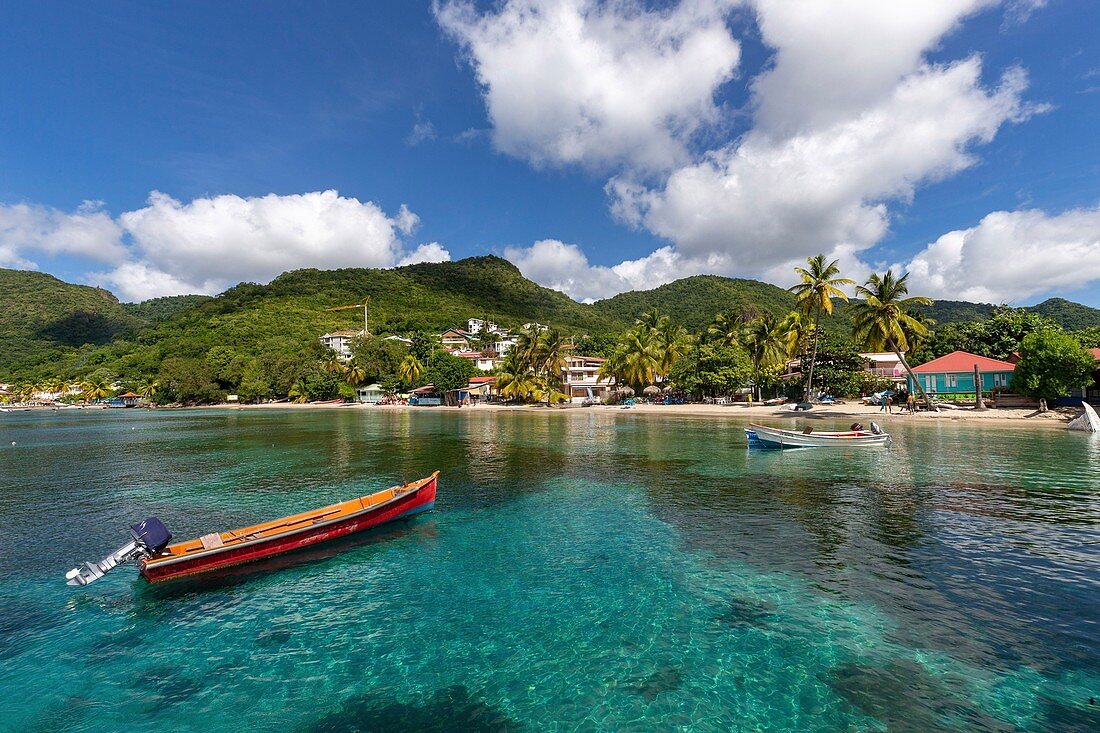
[1, 1, 1099, 306]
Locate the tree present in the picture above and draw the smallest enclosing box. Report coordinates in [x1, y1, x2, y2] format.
[573, 334, 618, 358]
[620, 325, 659, 391]
[1010, 331, 1096, 412]
[425, 350, 478, 402]
[409, 331, 435, 363]
[398, 354, 425, 388]
[848, 271, 936, 410]
[155, 357, 222, 405]
[654, 318, 691, 380]
[788, 255, 854, 400]
[350, 335, 407, 385]
[495, 350, 536, 401]
[668, 343, 752, 397]
[80, 376, 113, 402]
[344, 361, 367, 386]
[740, 314, 787, 400]
[917, 306, 1056, 363]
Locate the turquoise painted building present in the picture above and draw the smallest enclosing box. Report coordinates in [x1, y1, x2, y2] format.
[909, 351, 1015, 396]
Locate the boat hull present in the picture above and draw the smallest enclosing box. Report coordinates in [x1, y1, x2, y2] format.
[140, 474, 437, 583]
[746, 425, 891, 449]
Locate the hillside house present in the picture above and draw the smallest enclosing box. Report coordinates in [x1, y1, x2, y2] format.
[440, 329, 473, 349]
[320, 330, 360, 361]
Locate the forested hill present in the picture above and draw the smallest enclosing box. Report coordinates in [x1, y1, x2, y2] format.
[2, 257, 1100, 381]
[589, 275, 796, 330]
[0, 269, 141, 372]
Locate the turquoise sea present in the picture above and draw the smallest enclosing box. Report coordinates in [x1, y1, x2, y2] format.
[1, 408, 1098, 732]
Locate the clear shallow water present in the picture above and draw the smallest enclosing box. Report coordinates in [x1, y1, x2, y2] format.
[1, 409, 1098, 732]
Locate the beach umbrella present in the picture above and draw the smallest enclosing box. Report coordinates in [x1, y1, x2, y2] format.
[643, 385, 661, 395]
[616, 386, 635, 397]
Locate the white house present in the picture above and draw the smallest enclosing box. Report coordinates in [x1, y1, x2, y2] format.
[860, 352, 907, 385]
[563, 355, 612, 403]
[320, 330, 360, 361]
[454, 351, 498, 372]
[384, 335, 412, 345]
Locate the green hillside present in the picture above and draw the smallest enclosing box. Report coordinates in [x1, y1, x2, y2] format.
[0, 269, 142, 373]
[4, 257, 1100, 384]
[590, 275, 797, 330]
[1026, 297, 1100, 330]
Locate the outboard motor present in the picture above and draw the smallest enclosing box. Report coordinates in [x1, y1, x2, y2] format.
[65, 518, 172, 586]
[869, 421, 883, 435]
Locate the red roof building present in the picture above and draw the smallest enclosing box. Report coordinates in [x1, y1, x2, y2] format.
[909, 351, 1016, 396]
[911, 351, 1016, 374]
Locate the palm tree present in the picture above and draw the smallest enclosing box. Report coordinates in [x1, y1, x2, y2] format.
[398, 354, 424, 387]
[137, 381, 159, 401]
[708, 310, 745, 346]
[535, 328, 568, 382]
[344, 361, 366, 386]
[620, 325, 659, 391]
[323, 355, 348, 376]
[514, 324, 543, 370]
[741, 314, 787, 400]
[495, 351, 537, 401]
[654, 318, 691, 380]
[288, 379, 309, 404]
[80, 377, 112, 402]
[788, 255, 855, 400]
[778, 311, 813, 359]
[848, 270, 936, 410]
[597, 349, 627, 390]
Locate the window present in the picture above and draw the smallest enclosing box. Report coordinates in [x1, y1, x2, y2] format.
[946, 374, 958, 388]
[925, 376, 935, 392]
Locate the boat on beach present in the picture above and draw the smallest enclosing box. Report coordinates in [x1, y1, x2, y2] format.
[745, 423, 891, 449]
[66, 472, 439, 585]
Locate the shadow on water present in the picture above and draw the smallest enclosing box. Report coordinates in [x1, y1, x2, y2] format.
[824, 660, 1008, 732]
[300, 685, 522, 733]
[135, 515, 439, 603]
[715, 596, 778, 628]
[631, 667, 684, 702]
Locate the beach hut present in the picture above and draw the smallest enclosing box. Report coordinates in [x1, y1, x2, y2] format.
[356, 383, 384, 404]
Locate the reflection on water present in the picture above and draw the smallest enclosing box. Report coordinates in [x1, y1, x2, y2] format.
[0, 408, 1097, 732]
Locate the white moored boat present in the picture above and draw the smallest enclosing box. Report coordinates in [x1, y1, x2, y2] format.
[745, 422, 891, 449]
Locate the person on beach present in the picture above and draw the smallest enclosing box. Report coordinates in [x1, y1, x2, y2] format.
[885, 395, 893, 414]
[907, 394, 915, 414]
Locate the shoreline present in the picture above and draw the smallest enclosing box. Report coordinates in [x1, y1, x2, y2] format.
[6, 400, 1085, 429]
[183, 399, 1078, 429]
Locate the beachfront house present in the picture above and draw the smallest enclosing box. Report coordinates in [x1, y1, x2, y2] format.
[563, 355, 612, 403]
[355, 383, 384, 404]
[909, 350, 1015, 398]
[320, 330, 360, 361]
[860, 352, 907, 385]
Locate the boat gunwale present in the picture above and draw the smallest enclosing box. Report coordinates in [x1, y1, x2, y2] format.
[747, 423, 889, 440]
[143, 472, 438, 569]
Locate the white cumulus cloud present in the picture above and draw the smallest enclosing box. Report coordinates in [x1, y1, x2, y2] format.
[505, 239, 724, 301]
[0, 200, 126, 266]
[611, 58, 1032, 273]
[444, 0, 1050, 300]
[903, 207, 1100, 303]
[399, 241, 452, 266]
[435, 0, 741, 172]
[2, 190, 437, 301]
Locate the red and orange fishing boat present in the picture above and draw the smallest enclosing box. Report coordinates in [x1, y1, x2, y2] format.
[65, 472, 438, 586]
